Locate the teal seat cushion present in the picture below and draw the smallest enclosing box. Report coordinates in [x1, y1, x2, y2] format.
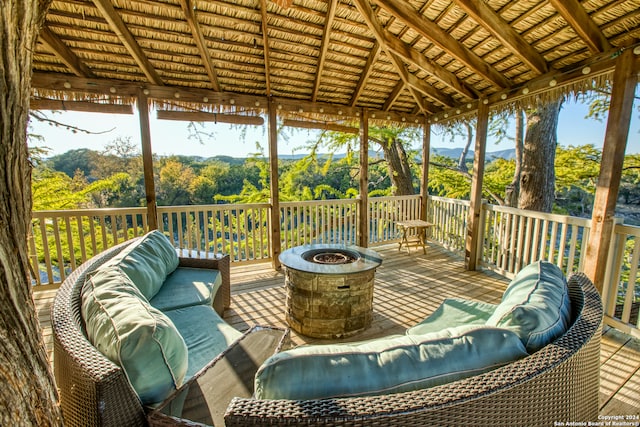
[406, 298, 497, 336]
[486, 260, 571, 353]
[150, 267, 222, 311]
[254, 325, 528, 400]
[81, 267, 188, 405]
[103, 230, 179, 300]
[164, 305, 243, 379]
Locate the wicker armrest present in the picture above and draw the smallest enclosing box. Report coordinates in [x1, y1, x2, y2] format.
[178, 253, 231, 312]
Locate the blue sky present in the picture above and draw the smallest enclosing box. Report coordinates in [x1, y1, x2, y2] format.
[29, 96, 640, 158]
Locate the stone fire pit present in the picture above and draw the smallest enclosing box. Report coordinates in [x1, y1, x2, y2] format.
[279, 244, 383, 339]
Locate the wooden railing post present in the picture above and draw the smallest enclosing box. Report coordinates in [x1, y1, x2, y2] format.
[420, 120, 431, 222]
[268, 98, 282, 269]
[465, 100, 489, 270]
[358, 109, 369, 247]
[137, 90, 158, 230]
[584, 46, 638, 293]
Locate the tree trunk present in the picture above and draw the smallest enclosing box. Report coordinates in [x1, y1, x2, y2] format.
[518, 100, 563, 212]
[0, 2, 62, 426]
[505, 109, 524, 207]
[456, 122, 473, 173]
[379, 137, 414, 195]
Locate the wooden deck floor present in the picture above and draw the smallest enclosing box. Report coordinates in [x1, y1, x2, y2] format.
[34, 243, 639, 417]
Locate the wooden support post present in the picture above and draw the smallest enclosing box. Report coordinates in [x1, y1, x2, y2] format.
[358, 109, 369, 247]
[420, 120, 431, 222]
[137, 90, 158, 230]
[268, 98, 282, 269]
[465, 100, 489, 270]
[583, 47, 638, 293]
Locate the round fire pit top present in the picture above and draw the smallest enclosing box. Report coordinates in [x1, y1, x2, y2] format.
[279, 244, 382, 275]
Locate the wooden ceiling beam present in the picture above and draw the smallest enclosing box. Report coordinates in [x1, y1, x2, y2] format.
[312, 0, 338, 102]
[39, 26, 96, 78]
[548, 0, 611, 54]
[383, 80, 406, 112]
[179, 0, 221, 92]
[157, 110, 264, 125]
[259, 0, 273, 96]
[91, 0, 164, 85]
[452, 0, 548, 75]
[282, 119, 358, 134]
[353, 0, 446, 112]
[373, 0, 510, 89]
[30, 99, 133, 114]
[350, 41, 380, 107]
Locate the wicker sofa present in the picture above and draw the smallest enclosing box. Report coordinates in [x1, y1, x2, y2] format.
[52, 236, 233, 427]
[223, 271, 603, 426]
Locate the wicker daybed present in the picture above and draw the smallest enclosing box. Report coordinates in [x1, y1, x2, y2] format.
[52, 238, 603, 427]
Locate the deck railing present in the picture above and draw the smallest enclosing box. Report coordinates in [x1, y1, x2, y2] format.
[29, 196, 639, 337]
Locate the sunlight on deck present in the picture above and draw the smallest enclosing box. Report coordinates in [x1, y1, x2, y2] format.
[34, 243, 639, 417]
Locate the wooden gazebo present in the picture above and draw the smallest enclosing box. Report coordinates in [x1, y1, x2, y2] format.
[31, 0, 640, 291]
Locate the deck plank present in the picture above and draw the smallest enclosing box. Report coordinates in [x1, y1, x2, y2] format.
[33, 243, 640, 417]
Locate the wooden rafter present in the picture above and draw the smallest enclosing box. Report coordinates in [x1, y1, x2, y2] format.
[379, 27, 477, 99]
[312, 0, 338, 102]
[30, 99, 132, 114]
[353, 0, 446, 112]
[259, 0, 273, 95]
[452, 0, 548, 75]
[548, 0, 611, 54]
[157, 110, 263, 125]
[373, 0, 511, 89]
[39, 26, 96, 78]
[350, 41, 380, 107]
[383, 80, 406, 111]
[91, 0, 163, 85]
[179, 0, 221, 92]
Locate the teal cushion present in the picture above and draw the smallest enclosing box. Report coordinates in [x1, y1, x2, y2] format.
[254, 325, 528, 400]
[406, 298, 497, 336]
[486, 260, 571, 353]
[103, 230, 179, 299]
[164, 305, 242, 379]
[150, 267, 222, 311]
[81, 267, 188, 405]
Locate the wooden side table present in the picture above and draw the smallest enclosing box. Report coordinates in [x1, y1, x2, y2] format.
[397, 219, 432, 254]
[148, 325, 289, 427]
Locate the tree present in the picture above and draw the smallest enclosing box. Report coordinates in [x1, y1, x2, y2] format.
[1, 1, 63, 425]
[519, 99, 563, 212]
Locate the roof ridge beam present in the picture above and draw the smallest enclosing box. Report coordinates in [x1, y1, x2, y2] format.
[548, 0, 611, 54]
[39, 26, 96, 78]
[312, 0, 337, 102]
[452, 0, 548, 75]
[91, 0, 163, 86]
[179, 0, 221, 92]
[373, 0, 510, 89]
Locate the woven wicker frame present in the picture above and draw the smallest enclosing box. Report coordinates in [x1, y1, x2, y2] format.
[224, 273, 603, 426]
[52, 239, 231, 427]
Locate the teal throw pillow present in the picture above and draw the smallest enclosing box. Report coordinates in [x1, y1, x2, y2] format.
[254, 325, 527, 400]
[81, 267, 188, 405]
[486, 260, 571, 352]
[103, 230, 179, 299]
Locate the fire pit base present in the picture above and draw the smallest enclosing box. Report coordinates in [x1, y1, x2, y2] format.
[279, 244, 382, 339]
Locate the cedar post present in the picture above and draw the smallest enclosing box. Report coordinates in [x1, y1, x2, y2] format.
[583, 47, 638, 293]
[268, 98, 282, 269]
[420, 120, 431, 222]
[358, 109, 369, 247]
[465, 100, 489, 270]
[137, 90, 158, 230]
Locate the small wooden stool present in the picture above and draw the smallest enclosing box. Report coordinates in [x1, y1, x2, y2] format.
[397, 220, 432, 254]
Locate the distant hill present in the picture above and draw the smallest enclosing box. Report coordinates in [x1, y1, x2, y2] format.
[431, 147, 516, 161]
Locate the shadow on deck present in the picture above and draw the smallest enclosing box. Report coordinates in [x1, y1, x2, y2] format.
[34, 243, 639, 417]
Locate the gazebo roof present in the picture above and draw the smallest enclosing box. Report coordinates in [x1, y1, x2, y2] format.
[32, 0, 640, 125]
